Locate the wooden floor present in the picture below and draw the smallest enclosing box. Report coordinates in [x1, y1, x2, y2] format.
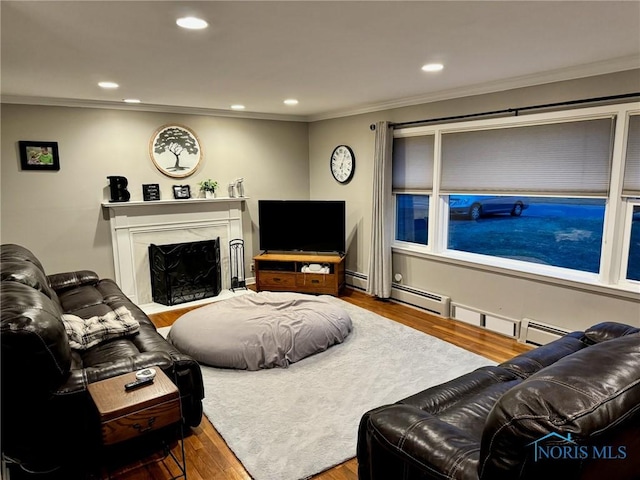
[116, 287, 532, 480]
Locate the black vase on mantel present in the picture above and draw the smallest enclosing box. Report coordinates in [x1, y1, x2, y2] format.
[107, 176, 131, 202]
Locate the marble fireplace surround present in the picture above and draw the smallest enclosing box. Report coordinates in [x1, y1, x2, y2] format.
[102, 198, 245, 311]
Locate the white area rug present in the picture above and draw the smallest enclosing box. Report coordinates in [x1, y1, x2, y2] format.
[161, 294, 495, 480]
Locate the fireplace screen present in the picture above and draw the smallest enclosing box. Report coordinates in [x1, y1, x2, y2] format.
[149, 238, 221, 306]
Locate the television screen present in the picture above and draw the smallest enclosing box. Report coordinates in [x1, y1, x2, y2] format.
[258, 200, 346, 254]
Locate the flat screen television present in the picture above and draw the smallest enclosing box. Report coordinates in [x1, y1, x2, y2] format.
[258, 200, 346, 254]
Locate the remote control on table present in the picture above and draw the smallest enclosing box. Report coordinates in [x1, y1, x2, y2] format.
[124, 377, 154, 391]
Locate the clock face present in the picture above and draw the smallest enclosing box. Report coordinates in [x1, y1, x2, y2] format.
[330, 145, 355, 184]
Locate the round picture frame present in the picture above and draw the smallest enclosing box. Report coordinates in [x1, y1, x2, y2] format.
[149, 124, 202, 178]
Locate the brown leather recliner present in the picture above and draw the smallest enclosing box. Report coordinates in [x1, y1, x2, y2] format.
[358, 322, 640, 480]
[0, 244, 204, 475]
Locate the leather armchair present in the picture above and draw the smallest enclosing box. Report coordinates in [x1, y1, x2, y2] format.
[1, 244, 204, 475]
[358, 322, 640, 480]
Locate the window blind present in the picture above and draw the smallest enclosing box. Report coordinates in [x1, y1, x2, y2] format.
[392, 135, 434, 192]
[623, 114, 640, 197]
[440, 118, 614, 196]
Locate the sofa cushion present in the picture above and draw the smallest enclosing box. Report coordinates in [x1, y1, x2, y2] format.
[0, 243, 46, 273]
[48, 270, 100, 292]
[400, 365, 519, 414]
[584, 321, 640, 344]
[1, 281, 71, 390]
[498, 331, 586, 379]
[479, 333, 640, 479]
[1, 260, 60, 306]
[61, 306, 140, 350]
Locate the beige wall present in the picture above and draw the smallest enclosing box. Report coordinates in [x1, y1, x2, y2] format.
[1, 105, 309, 277]
[2, 70, 638, 331]
[308, 70, 640, 330]
[308, 115, 375, 273]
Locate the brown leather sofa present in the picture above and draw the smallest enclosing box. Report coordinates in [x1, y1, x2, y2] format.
[358, 321, 640, 480]
[1, 244, 204, 476]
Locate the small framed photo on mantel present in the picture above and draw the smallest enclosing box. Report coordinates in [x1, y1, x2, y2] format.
[172, 185, 191, 199]
[19, 141, 60, 171]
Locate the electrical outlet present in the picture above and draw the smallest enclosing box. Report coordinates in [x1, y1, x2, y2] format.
[250, 263, 255, 272]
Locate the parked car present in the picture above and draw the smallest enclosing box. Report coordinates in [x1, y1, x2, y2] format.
[449, 195, 528, 220]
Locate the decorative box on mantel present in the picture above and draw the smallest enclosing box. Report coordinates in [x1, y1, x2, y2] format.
[101, 197, 246, 310]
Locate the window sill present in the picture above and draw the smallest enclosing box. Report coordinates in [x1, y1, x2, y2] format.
[392, 243, 640, 301]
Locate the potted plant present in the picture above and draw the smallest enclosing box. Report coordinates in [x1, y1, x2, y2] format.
[198, 179, 218, 199]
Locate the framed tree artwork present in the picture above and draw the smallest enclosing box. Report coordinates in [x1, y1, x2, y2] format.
[149, 124, 202, 178]
[19, 141, 60, 171]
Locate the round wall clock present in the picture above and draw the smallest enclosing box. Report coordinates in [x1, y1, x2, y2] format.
[330, 145, 355, 184]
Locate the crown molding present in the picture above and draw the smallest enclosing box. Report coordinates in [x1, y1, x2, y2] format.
[306, 55, 640, 122]
[0, 96, 305, 123]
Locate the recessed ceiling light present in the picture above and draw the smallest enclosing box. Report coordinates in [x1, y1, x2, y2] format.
[284, 99, 299, 106]
[176, 17, 208, 30]
[421, 63, 444, 72]
[123, 98, 141, 104]
[98, 81, 119, 89]
[231, 104, 246, 110]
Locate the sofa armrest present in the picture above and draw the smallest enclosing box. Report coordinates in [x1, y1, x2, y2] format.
[56, 351, 174, 393]
[130, 326, 205, 425]
[48, 270, 100, 292]
[358, 404, 481, 480]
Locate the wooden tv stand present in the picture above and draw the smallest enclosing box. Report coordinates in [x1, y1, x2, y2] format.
[254, 252, 345, 296]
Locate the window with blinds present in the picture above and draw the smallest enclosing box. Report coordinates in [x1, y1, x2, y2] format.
[392, 135, 434, 192]
[440, 118, 615, 196]
[390, 102, 639, 288]
[623, 114, 640, 197]
[392, 135, 434, 245]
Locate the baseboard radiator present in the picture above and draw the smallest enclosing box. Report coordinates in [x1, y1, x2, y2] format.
[391, 283, 450, 317]
[451, 303, 520, 338]
[346, 271, 450, 317]
[346, 270, 368, 291]
[519, 318, 571, 346]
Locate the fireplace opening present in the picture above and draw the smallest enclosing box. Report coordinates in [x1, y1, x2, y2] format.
[149, 238, 221, 306]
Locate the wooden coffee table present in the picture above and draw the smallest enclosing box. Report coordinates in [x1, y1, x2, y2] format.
[88, 369, 186, 478]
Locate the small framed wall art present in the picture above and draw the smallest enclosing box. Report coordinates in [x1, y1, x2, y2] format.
[149, 124, 202, 178]
[19, 141, 60, 171]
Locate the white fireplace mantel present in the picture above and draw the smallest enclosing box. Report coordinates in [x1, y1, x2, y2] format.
[102, 197, 245, 308]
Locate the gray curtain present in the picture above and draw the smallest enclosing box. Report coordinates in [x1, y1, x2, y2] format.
[366, 121, 393, 298]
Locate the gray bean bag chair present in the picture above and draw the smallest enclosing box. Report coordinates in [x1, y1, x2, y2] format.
[167, 291, 352, 370]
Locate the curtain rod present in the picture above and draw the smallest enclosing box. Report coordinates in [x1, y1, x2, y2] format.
[369, 92, 640, 131]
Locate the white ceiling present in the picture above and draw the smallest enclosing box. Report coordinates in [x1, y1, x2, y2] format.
[2, 1, 639, 121]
